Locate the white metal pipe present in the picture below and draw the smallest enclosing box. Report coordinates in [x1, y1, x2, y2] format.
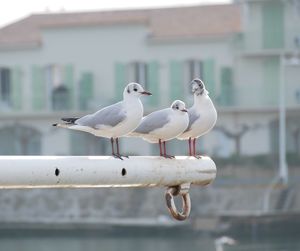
[279, 55, 288, 185]
[0, 156, 216, 189]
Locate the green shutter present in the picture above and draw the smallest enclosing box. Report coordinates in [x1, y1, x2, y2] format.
[11, 66, 22, 110]
[202, 59, 216, 99]
[32, 65, 46, 110]
[64, 64, 74, 110]
[220, 67, 234, 106]
[169, 61, 184, 101]
[147, 61, 159, 106]
[262, 0, 284, 49]
[263, 56, 280, 106]
[114, 62, 126, 100]
[79, 72, 94, 110]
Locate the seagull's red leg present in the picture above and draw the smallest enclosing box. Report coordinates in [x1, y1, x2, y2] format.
[110, 137, 115, 156]
[111, 137, 122, 160]
[116, 138, 127, 159]
[188, 137, 192, 156]
[193, 138, 196, 156]
[116, 137, 120, 156]
[193, 138, 201, 159]
[159, 139, 163, 157]
[163, 141, 174, 159]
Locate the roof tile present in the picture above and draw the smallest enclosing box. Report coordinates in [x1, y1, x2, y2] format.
[0, 4, 241, 48]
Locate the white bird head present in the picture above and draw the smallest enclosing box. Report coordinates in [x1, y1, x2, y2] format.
[124, 83, 152, 98]
[171, 100, 188, 113]
[191, 78, 209, 96]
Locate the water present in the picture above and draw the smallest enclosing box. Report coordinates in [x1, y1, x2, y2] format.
[0, 228, 299, 251]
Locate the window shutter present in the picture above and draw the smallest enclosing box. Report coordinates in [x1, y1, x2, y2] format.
[11, 66, 22, 110]
[32, 65, 46, 110]
[202, 59, 216, 99]
[147, 61, 159, 106]
[169, 60, 184, 101]
[64, 64, 74, 110]
[263, 57, 280, 106]
[114, 62, 126, 100]
[220, 67, 234, 106]
[79, 72, 94, 110]
[262, 0, 284, 49]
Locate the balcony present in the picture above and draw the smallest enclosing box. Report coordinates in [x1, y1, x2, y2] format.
[235, 29, 300, 57]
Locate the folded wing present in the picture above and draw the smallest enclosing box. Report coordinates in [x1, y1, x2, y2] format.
[135, 109, 170, 134]
[76, 102, 126, 128]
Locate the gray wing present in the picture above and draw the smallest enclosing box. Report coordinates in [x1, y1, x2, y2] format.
[76, 102, 126, 128]
[135, 108, 170, 134]
[184, 108, 200, 132]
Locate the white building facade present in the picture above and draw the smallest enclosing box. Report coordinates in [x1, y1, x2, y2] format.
[0, 0, 299, 161]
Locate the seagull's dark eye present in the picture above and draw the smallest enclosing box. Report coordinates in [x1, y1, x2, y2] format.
[199, 83, 203, 88]
[134, 88, 138, 92]
[176, 105, 179, 109]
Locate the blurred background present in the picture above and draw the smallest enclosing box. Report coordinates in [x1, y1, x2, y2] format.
[0, 0, 300, 250]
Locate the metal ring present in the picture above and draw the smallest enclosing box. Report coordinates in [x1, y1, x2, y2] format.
[165, 186, 191, 221]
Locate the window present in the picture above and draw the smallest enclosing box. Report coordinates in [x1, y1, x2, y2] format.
[52, 85, 70, 110]
[168, 58, 216, 102]
[220, 67, 234, 106]
[184, 60, 204, 99]
[45, 65, 70, 111]
[115, 61, 159, 106]
[262, 0, 284, 49]
[79, 72, 94, 110]
[0, 67, 11, 108]
[0, 125, 41, 155]
[169, 59, 204, 102]
[128, 62, 148, 89]
[187, 60, 203, 82]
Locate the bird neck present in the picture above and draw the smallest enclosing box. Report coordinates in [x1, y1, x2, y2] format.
[193, 92, 209, 106]
[123, 94, 142, 108]
[123, 92, 138, 102]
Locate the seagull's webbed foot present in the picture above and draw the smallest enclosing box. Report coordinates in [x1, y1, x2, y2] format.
[193, 155, 202, 159]
[119, 154, 129, 159]
[112, 154, 123, 160]
[163, 154, 175, 159]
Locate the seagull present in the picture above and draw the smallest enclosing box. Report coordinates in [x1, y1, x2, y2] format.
[177, 79, 217, 158]
[214, 236, 236, 251]
[53, 83, 151, 159]
[129, 100, 189, 158]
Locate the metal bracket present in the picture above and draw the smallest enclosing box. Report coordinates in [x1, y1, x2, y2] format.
[165, 183, 191, 221]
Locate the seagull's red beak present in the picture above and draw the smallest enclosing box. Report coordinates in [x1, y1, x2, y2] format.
[140, 91, 152, 96]
[181, 109, 188, 112]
